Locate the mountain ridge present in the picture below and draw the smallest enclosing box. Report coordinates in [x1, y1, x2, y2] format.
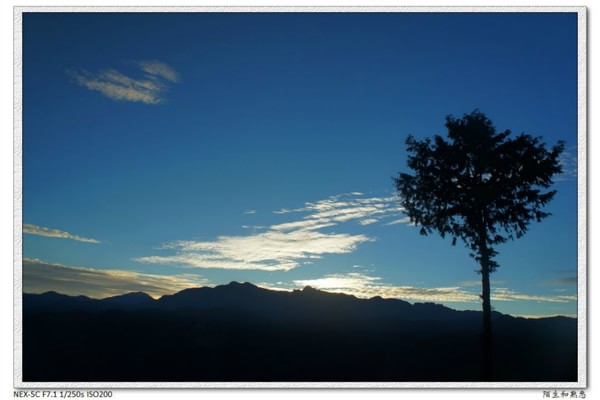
[23, 280, 573, 322]
[23, 280, 517, 322]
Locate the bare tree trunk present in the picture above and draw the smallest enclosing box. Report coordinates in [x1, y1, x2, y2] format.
[481, 258, 493, 380]
[477, 205, 494, 381]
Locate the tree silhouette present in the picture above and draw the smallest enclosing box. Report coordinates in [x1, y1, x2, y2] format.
[394, 110, 564, 380]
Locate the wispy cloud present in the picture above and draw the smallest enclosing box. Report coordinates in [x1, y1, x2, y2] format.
[290, 272, 479, 303]
[259, 272, 577, 305]
[543, 276, 578, 286]
[69, 60, 179, 104]
[243, 210, 257, 215]
[556, 146, 578, 182]
[491, 287, 576, 303]
[512, 313, 577, 319]
[458, 279, 506, 287]
[135, 231, 372, 272]
[23, 258, 208, 299]
[136, 60, 179, 83]
[135, 193, 409, 271]
[359, 218, 379, 226]
[384, 217, 411, 226]
[23, 224, 100, 244]
[270, 193, 406, 230]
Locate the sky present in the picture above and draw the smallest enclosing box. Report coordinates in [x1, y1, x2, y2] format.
[19, 11, 580, 318]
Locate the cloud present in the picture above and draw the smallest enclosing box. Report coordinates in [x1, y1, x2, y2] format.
[22, 258, 209, 299]
[136, 230, 373, 272]
[256, 271, 578, 306]
[458, 279, 506, 287]
[290, 272, 479, 303]
[134, 193, 409, 271]
[23, 224, 100, 244]
[384, 217, 411, 226]
[270, 193, 407, 229]
[243, 210, 257, 215]
[543, 276, 578, 286]
[69, 60, 179, 104]
[359, 218, 380, 226]
[491, 287, 576, 303]
[512, 313, 577, 319]
[136, 60, 179, 83]
[555, 146, 578, 182]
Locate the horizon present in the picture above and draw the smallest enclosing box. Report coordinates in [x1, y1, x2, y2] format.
[22, 280, 577, 321]
[21, 11, 579, 319]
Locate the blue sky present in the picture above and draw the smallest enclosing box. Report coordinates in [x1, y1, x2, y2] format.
[20, 11, 579, 318]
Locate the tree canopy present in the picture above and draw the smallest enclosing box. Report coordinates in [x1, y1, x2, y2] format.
[395, 110, 564, 271]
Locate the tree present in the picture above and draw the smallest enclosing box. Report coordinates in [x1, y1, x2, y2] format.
[394, 110, 564, 380]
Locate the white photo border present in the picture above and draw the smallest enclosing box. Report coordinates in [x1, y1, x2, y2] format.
[13, 5, 588, 389]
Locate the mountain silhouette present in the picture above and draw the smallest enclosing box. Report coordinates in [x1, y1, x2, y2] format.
[24, 282, 485, 324]
[22, 282, 577, 382]
[101, 291, 155, 306]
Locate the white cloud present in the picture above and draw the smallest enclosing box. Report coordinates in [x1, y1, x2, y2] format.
[69, 60, 179, 104]
[294, 272, 381, 291]
[491, 287, 576, 303]
[23, 258, 209, 299]
[458, 279, 506, 287]
[270, 219, 336, 232]
[134, 192, 409, 271]
[384, 217, 412, 226]
[258, 271, 578, 306]
[243, 209, 257, 215]
[555, 146, 577, 182]
[513, 313, 577, 319]
[267, 271, 578, 305]
[23, 224, 100, 244]
[134, 254, 296, 272]
[359, 218, 379, 225]
[292, 272, 479, 303]
[135, 230, 373, 271]
[272, 208, 295, 215]
[271, 193, 407, 228]
[136, 60, 179, 83]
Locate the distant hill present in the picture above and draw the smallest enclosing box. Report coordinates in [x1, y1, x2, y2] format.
[22, 282, 578, 383]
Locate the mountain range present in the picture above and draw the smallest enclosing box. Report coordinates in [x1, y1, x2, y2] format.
[22, 282, 578, 383]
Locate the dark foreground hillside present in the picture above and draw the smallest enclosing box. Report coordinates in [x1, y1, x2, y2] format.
[22, 282, 577, 382]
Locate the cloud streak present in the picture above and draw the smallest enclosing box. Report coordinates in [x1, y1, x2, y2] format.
[136, 230, 373, 272]
[259, 272, 577, 305]
[556, 146, 577, 182]
[136, 60, 179, 83]
[69, 60, 179, 104]
[543, 276, 577, 286]
[491, 287, 576, 303]
[290, 272, 479, 303]
[135, 193, 408, 271]
[23, 224, 100, 244]
[23, 258, 208, 299]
